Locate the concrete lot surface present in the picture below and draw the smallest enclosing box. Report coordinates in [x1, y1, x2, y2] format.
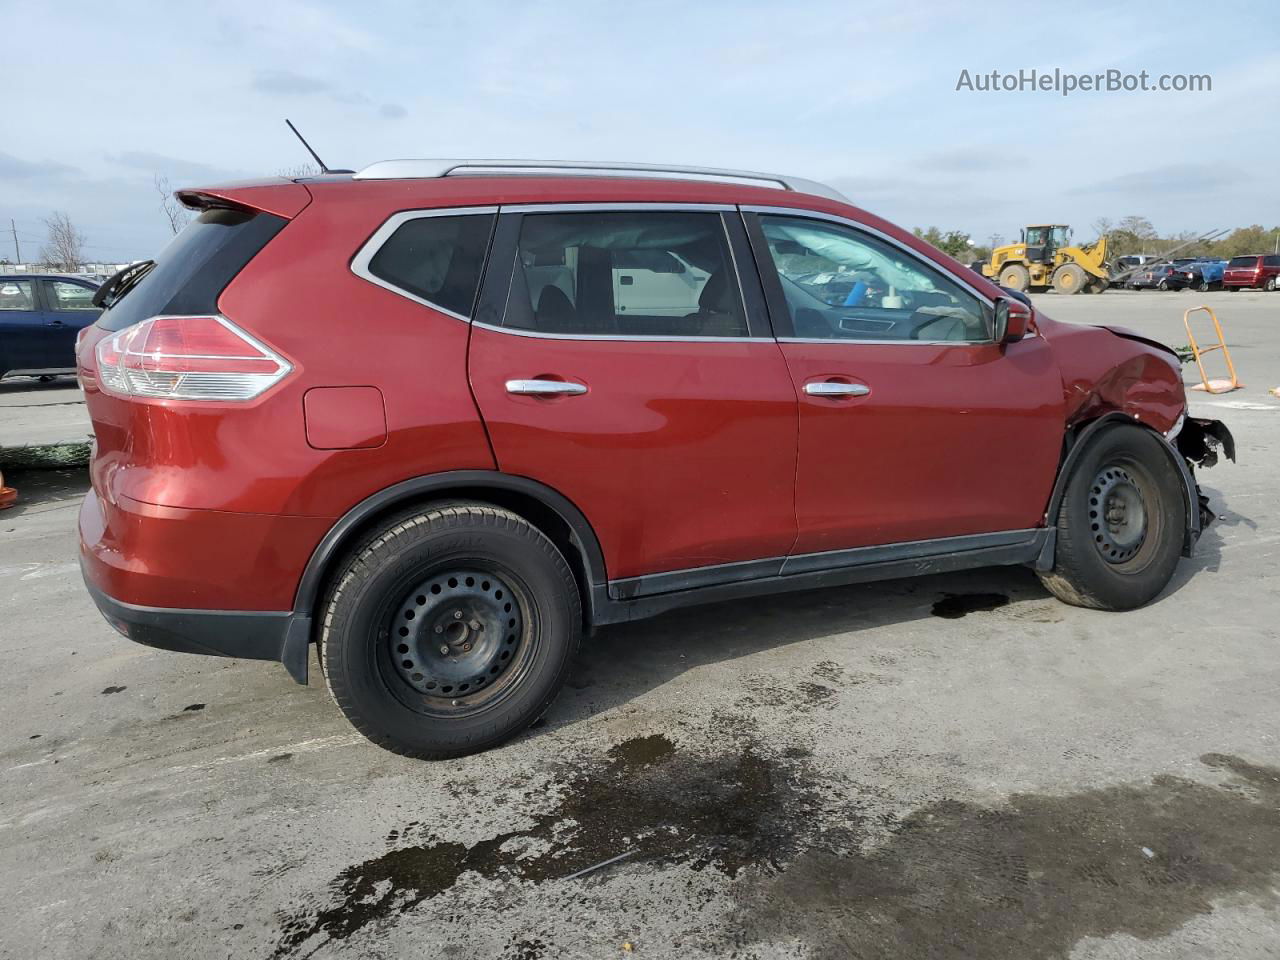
[1, 290, 1278, 959]
[0, 375, 90, 451]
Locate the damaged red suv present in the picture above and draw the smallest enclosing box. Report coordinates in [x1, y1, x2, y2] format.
[77, 160, 1234, 758]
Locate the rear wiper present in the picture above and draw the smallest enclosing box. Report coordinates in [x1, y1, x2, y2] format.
[93, 259, 156, 309]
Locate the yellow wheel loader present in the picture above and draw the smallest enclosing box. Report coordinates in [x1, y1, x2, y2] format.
[981, 225, 1110, 295]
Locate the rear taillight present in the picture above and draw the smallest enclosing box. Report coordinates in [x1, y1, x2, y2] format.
[95, 315, 292, 402]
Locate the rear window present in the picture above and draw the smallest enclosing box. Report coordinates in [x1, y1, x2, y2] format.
[364, 213, 495, 318]
[97, 207, 287, 332]
[1228, 256, 1259, 268]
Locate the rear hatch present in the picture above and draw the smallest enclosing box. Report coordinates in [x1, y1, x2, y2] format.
[77, 179, 310, 500]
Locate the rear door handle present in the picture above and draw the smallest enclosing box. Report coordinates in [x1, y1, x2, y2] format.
[804, 381, 870, 398]
[505, 379, 588, 396]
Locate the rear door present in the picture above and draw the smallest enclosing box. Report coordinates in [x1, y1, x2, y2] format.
[467, 205, 798, 593]
[38, 278, 101, 368]
[0, 278, 44, 373]
[744, 208, 1064, 558]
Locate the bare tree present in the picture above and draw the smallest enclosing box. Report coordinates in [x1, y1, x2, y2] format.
[1091, 217, 1113, 239]
[155, 175, 192, 235]
[40, 211, 86, 271]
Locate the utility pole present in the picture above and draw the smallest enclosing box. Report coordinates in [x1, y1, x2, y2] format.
[9, 219, 19, 263]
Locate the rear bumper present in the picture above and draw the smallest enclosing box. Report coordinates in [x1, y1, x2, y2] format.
[82, 569, 312, 683]
[78, 488, 319, 682]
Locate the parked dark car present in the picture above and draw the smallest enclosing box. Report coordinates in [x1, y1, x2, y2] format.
[1128, 264, 1188, 290]
[1222, 254, 1280, 291]
[0, 274, 102, 380]
[1176, 259, 1228, 292]
[77, 161, 1233, 759]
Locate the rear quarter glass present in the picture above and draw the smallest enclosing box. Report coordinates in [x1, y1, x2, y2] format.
[97, 208, 287, 332]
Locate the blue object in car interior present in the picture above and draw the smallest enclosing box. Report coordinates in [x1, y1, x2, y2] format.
[843, 280, 868, 306]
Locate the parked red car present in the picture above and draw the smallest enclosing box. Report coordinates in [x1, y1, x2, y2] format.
[1222, 254, 1280, 291]
[76, 161, 1234, 758]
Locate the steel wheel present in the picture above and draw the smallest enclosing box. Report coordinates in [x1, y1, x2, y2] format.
[1039, 425, 1186, 611]
[1088, 465, 1149, 565]
[386, 566, 529, 711]
[380, 563, 536, 718]
[321, 502, 581, 759]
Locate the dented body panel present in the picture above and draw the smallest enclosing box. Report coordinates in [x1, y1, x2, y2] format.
[1035, 314, 1186, 434]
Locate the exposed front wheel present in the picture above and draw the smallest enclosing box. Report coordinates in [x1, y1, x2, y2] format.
[1039, 425, 1187, 611]
[320, 503, 581, 759]
[1267, 277, 1277, 292]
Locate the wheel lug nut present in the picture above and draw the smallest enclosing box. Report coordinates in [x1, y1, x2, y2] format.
[469, 619, 481, 630]
[454, 611, 463, 619]
[462, 643, 472, 652]
[440, 645, 450, 655]
[434, 626, 443, 634]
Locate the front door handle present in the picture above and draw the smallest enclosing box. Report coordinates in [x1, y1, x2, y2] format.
[804, 381, 870, 398]
[505, 379, 588, 397]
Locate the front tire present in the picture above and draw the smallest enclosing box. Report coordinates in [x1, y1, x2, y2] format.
[321, 503, 581, 759]
[1053, 263, 1088, 295]
[1039, 425, 1187, 611]
[999, 263, 1030, 291]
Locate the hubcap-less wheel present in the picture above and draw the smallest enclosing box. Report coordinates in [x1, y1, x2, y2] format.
[1089, 466, 1147, 564]
[389, 567, 528, 708]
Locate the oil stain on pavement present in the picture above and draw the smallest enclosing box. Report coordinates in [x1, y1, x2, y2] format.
[272, 747, 1280, 958]
[931, 592, 1011, 619]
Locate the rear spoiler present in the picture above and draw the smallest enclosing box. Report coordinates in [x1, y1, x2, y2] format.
[175, 177, 312, 219]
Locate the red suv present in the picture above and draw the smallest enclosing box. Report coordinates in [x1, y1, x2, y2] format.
[1222, 254, 1280, 291]
[76, 160, 1234, 758]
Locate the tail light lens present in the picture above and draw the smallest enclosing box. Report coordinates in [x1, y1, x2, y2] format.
[95, 315, 292, 402]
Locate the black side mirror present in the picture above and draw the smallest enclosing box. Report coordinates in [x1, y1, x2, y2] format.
[993, 297, 1032, 344]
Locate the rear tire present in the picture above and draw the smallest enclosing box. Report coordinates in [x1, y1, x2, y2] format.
[1266, 277, 1277, 292]
[320, 503, 581, 759]
[1038, 425, 1186, 611]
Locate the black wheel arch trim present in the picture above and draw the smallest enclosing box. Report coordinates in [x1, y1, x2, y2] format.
[1042, 412, 1201, 563]
[290, 469, 609, 635]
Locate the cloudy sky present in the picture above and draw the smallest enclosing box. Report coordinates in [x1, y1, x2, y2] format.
[3, 0, 1277, 262]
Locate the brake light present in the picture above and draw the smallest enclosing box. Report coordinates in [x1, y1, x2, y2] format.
[95, 315, 292, 401]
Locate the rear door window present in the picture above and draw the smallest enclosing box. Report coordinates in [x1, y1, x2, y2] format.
[500, 210, 748, 338]
[361, 212, 495, 319]
[46, 280, 99, 310]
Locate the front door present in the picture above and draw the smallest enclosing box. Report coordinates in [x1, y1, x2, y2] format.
[467, 206, 798, 591]
[0, 278, 44, 372]
[745, 210, 1064, 559]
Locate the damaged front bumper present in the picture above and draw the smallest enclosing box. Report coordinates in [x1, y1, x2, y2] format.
[1175, 417, 1236, 531]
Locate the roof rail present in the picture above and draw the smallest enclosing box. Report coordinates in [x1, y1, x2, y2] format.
[351, 159, 848, 203]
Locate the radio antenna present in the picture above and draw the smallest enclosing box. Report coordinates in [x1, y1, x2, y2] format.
[285, 118, 332, 174]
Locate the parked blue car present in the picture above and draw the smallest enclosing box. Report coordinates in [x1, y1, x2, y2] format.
[1176, 259, 1228, 292]
[0, 275, 102, 381]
